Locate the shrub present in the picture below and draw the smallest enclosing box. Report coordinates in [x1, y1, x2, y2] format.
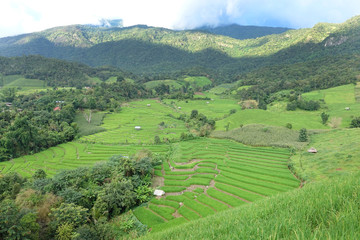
[350, 117, 360, 128]
[298, 128, 308, 142]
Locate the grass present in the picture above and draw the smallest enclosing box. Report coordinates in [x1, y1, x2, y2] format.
[184, 76, 212, 89]
[291, 128, 360, 181]
[80, 99, 187, 144]
[211, 124, 309, 149]
[163, 96, 238, 119]
[1, 75, 45, 89]
[74, 110, 106, 137]
[144, 80, 184, 91]
[0, 142, 169, 177]
[141, 173, 360, 240]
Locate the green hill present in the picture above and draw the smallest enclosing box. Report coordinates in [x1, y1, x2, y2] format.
[0, 15, 360, 82]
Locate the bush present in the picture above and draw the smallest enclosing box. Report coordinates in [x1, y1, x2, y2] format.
[286, 123, 292, 129]
[298, 128, 308, 142]
[350, 117, 360, 128]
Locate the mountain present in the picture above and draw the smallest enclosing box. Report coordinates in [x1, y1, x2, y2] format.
[0, 15, 360, 84]
[195, 24, 291, 40]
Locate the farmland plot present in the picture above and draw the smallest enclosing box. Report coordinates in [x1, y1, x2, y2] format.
[135, 138, 300, 231]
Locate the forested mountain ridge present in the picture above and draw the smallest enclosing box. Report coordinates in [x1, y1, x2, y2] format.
[0, 15, 359, 80]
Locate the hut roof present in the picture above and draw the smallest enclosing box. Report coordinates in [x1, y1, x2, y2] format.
[154, 189, 165, 196]
[307, 147, 317, 153]
[53, 106, 61, 111]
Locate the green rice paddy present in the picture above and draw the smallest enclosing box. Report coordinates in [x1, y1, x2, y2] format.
[134, 138, 299, 231]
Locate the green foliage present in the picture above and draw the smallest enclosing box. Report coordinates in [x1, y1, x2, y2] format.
[0, 199, 39, 240]
[50, 203, 89, 228]
[321, 112, 330, 125]
[33, 169, 47, 180]
[285, 123, 292, 129]
[350, 117, 360, 128]
[298, 128, 308, 142]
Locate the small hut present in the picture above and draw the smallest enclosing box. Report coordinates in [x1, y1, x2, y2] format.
[178, 107, 181, 109]
[154, 189, 165, 197]
[135, 126, 141, 130]
[53, 106, 61, 111]
[206, 101, 210, 104]
[345, 107, 350, 110]
[147, 104, 151, 107]
[307, 147, 317, 153]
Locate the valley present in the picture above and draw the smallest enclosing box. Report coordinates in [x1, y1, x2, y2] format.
[0, 15, 360, 240]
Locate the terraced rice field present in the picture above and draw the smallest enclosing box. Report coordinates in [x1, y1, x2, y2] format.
[133, 138, 300, 232]
[0, 142, 170, 178]
[80, 99, 187, 144]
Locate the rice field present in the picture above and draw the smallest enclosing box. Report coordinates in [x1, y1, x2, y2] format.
[0, 142, 170, 178]
[134, 138, 300, 232]
[80, 99, 187, 144]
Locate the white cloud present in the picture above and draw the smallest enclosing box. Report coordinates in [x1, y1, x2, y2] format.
[0, 0, 360, 38]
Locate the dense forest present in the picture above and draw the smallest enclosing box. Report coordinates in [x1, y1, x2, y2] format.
[0, 151, 161, 239]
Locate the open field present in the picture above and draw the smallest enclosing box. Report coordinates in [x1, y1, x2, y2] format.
[80, 99, 187, 144]
[302, 84, 360, 128]
[211, 124, 309, 149]
[0, 75, 46, 92]
[216, 84, 360, 130]
[184, 76, 212, 89]
[144, 80, 184, 91]
[134, 138, 299, 231]
[291, 128, 360, 181]
[74, 110, 106, 137]
[0, 142, 170, 178]
[163, 96, 238, 120]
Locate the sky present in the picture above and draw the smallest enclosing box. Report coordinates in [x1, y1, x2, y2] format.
[1, 0, 360, 38]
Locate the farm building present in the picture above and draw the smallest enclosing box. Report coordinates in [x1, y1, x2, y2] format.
[147, 104, 151, 107]
[345, 107, 350, 110]
[135, 126, 141, 130]
[307, 147, 317, 153]
[178, 107, 182, 109]
[53, 107, 61, 111]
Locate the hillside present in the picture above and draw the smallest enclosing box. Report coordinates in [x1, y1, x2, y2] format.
[142, 172, 360, 239]
[0, 16, 360, 81]
[0, 55, 126, 88]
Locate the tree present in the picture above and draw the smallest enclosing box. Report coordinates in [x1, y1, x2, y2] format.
[50, 203, 89, 229]
[154, 135, 161, 144]
[321, 112, 329, 125]
[33, 169, 47, 180]
[286, 123, 292, 129]
[298, 128, 308, 142]
[190, 110, 198, 119]
[350, 117, 360, 128]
